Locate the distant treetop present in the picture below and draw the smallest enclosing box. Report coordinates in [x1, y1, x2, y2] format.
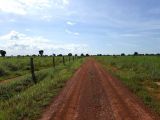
[0, 50, 6, 57]
[39, 50, 44, 56]
[134, 52, 138, 56]
[68, 53, 72, 56]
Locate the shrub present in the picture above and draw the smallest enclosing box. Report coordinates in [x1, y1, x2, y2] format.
[0, 67, 7, 76]
[4, 62, 19, 71]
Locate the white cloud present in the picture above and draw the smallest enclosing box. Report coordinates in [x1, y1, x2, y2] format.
[9, 19, 16, 22]
[0, 0, 27, 15]
[0, 0, 70, 16]
[63, 0, 69, 5]
[25, 28, 31, 32]
[0, 30, 87, 55]
[120, 33, 141, 37]
[65, 29, 80, 36]
[65, 29, 72, 34]
[74, 32, 79, 36]
[66, 21, 76, 26]
[41, 15, 52, 21]
[0, 0, 45, 15]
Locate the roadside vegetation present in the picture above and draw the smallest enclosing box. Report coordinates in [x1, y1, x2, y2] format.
[0, 56, 70, 81]
[96, 56, 160, 115]
[0, 57, 84, 120]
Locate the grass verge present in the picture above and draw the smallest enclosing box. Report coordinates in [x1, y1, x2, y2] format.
[95, 56, 160, 115]
[0, 58, 84, 120]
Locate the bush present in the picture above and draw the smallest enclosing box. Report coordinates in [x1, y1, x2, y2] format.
[0, 67, 7, 76]
[4, 62, 19, 71]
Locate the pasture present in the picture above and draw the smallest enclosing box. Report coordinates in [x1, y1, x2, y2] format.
[95, 56, 160, 115]
[0, 56, 74, 81]
[0, 56, 84, 120]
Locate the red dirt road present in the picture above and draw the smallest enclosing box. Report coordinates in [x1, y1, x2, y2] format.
[39, 59, 158, 120]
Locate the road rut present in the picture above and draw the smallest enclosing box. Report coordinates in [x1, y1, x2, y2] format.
[39, 58, 158, 120]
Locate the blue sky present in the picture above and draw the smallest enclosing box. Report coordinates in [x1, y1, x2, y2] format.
[0, 0, 160, 55]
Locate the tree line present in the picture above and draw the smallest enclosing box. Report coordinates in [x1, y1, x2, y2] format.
[1, 49, 160, 57]
[0, 50, 90, 57]
[97, 52, 160, 56]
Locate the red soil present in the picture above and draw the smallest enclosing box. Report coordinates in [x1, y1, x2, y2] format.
[39, 58, 159, 120]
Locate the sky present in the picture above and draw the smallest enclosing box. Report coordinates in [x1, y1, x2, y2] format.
[0, 0, 160, 55]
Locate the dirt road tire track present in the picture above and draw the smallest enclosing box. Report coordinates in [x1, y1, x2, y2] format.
[39, 58, 159, 120]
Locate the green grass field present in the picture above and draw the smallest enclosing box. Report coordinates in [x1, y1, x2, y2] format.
[0, 56, 84, 120]
[1, 55, 160, 119]
[95, 56, 160, 115]
[0, 56, 74, 81]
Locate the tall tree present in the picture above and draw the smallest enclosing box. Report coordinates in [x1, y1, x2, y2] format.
[57, 54, 62, 56]
[0, 50, 6, 57]
[39, 50, 44, 56]
[68, 53, 72, 56]
[121, 53, 125, 56]
[81, 53, 84, 57]
[86, 54, 90, 56]
[134, 52, 138, 56]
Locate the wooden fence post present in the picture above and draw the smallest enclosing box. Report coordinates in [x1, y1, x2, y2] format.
[30, 57, 37, 84]
[63, 56, 65, 65]
[53, 56, 55, 68]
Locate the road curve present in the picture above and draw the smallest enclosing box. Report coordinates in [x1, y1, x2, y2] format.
[39, 58, 158, 120]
